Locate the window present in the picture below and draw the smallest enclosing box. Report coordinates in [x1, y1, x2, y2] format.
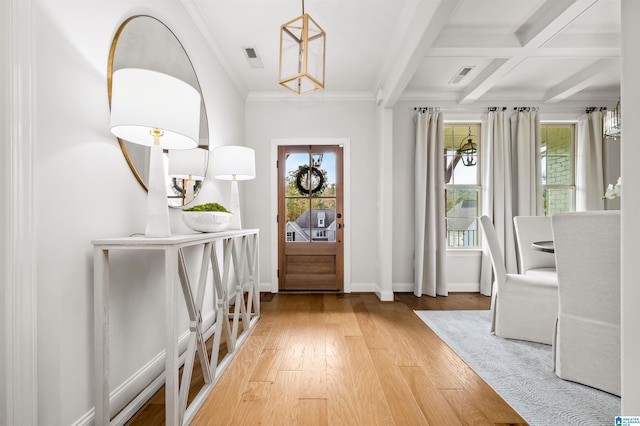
[444, 124, 481, 248]
[541, 124, 575, 215]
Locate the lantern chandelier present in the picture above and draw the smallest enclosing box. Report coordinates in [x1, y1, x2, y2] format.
[604, 99, 621, 139]
[279, 0, 326, 95]
[459, 127, 477, 167]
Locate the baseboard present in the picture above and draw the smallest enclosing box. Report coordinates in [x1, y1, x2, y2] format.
[448, 282, 481, 292]
[260, 281, 274, 293]
[72, 311, 217, 426]
[259, 281, 380, 294]
[393, 282, 414, 293]
[349, 282, 376, 292]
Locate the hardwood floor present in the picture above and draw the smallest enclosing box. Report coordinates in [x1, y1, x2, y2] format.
[126, 292, 527, 426]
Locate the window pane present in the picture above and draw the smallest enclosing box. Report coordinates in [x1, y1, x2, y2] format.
[284, 198, 309, 242]
[444, 125, 478, 185]
[541, 126, 572, 185]
[445, 188, 479, 248]
[311, 152, 335, 197]
[311, 198, 336, 242]
[285, 153, 309, 196]
[544, 188, 574, 216]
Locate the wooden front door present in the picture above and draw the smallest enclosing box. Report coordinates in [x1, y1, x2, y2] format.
[278, 145, 344, 291]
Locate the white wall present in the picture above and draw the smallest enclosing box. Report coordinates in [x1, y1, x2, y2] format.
[32, 1, 244, 424]
[621, 0, 640, 414]
[1, 2, 9, 419]
[244, 99, 379, 292]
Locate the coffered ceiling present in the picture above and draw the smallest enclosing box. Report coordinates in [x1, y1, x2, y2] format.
[182, 0, 621, 106]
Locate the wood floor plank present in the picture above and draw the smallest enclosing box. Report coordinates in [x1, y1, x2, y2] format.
[343, 336, 395, 425]
[226, 381, 273, 425]
[399, 366, 464, 426]
[190, 335, 267, 425]
[294, 398, 328, 426]
[263, 370, 301, 424]
[249, 348, 282, 382]
[324, 323, 363, 425]
[298, 327, 328, 399]
[368, 348, 429, 425]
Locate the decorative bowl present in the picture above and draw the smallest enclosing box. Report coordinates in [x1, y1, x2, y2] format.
[182, 211, 232, 233]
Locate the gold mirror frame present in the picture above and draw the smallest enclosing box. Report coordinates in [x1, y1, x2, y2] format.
[107, 15, 209, 207]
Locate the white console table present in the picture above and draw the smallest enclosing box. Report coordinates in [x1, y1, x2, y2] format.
[92, 230, 260, 426]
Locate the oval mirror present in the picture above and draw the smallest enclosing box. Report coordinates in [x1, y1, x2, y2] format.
[108, 15, 209, 207]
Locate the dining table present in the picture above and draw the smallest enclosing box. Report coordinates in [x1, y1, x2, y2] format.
[531, 240, 555, 253]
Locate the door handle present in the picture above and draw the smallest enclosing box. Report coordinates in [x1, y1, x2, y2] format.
[337, 223, 343, 229]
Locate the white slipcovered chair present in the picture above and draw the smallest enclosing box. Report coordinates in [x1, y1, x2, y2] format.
[480, 215, 558, 344]
[513, 215, 556, 276]
[551, 211, 620, 396]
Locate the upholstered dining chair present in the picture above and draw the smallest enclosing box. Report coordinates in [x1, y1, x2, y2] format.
[480, 215, 558, 344]
[551, 211, 621, 396]
[513, 215, 556, 276]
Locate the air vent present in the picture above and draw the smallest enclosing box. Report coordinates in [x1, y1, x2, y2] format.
[449, 66, 475, 84]
[242, 46, 263, 69]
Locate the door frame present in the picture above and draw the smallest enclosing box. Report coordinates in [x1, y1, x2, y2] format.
[270, 138, 351, 294]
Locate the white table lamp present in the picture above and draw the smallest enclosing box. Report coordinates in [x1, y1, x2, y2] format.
[212, 146, 255, 229]
[168, 148, 207, 205]
[110, 68, 200, 237]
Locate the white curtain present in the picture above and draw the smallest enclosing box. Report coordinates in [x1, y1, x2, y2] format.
[414, 109, 447, 297]
[576, 111, 605, 211]
[511, 110, 542, 216]
[479, 111, 511, 295]
[481, 109, 541, 295]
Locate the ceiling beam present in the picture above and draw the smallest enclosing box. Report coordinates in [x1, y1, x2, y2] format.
[543, 58, 619, 103]
[458, 0, 600, 104]
[378, 0, 461, 108]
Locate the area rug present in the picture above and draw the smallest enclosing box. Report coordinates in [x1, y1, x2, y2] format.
[414, 310, 621, 426]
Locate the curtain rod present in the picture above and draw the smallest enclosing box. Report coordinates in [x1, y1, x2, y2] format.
[414, 107, 440, 113]
[585, 107, 607, 113]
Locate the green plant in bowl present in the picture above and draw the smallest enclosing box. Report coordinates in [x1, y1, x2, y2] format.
[184, 203, 232, 214]
[182, 203, 233, 232]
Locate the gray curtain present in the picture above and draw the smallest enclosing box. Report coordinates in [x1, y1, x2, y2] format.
[481, 109, 542, 296]
[414, 109, 447, 297]
[511, 110, 543, 216]
[481, 110, 514, 295]
[576, 111, 605, 211]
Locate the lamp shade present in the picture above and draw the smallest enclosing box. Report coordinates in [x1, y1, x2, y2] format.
[110, 68, 200, 149]
[212, 146, 256, 181]
[168, 147, 208, 179]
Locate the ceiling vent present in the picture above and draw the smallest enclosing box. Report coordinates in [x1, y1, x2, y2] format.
[242, 46, 263, 69]
[449, 66, 475, 84]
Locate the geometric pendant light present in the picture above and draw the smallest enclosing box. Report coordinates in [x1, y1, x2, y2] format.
[279, 0, 326, 95]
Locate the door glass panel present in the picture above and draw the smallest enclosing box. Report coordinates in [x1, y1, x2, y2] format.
[285, 153, 309, 197]
[311, 152, 336, 197]
[285, 198, 310, 242]
[311, 198, 336, 242]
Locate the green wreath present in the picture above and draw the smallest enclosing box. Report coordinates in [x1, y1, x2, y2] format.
[295, 165, 326, 195]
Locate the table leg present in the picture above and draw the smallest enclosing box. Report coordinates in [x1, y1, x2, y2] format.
[165, 246, 179, 426]
[94, 247, 110, 425]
